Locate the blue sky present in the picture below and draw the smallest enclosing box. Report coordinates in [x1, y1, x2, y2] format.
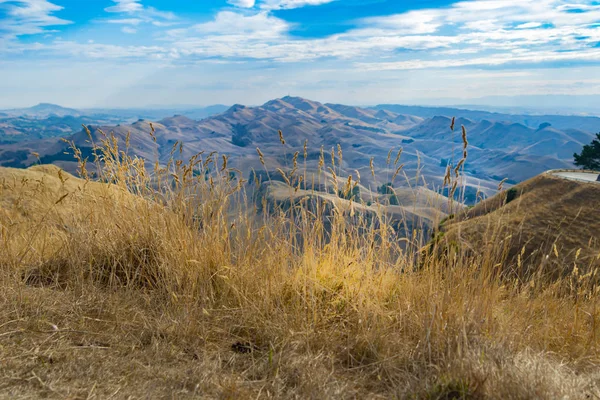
[1, 0, 600, 108]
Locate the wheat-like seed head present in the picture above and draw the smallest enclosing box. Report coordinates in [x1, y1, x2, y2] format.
[256, 148, 265, 166]
[315, 147, 323, 172]
[328, 168, 338, 192]
[149, 123, 156, 142]
[344, 175, 352, 196]
[221, 155, 228, 171]
[392, 164, 404, 182]
[296, 175, 303, 192]
[278, 130, 285, 145]
[330, 147, 335, 169]
[394, 148, 403, 166]
[277, 168, 291, 186]
[498, 178, 508, 192]
[83, 124, 93, 140]
[454, 159, 465, 177]
[443, 164, 452, 186]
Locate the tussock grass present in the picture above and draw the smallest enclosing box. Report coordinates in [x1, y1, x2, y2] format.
[0, 126, 598, 399]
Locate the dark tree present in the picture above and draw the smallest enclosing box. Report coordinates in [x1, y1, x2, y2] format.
[377, 182, 395, 195]
[574, 133, 600, 170]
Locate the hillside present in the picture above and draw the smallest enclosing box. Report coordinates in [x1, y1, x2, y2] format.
[261, 179, 451, 236]
[440, 172, 600, 279]
[0, 164, 134, 223]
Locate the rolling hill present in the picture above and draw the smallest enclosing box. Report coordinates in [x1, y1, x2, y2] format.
[439, 172, 600, 279]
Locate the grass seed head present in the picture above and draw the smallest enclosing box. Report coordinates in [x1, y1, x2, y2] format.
[278, 130, 285, 145]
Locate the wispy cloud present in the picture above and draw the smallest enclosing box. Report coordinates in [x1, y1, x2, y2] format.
[227, 0, 256, 8]
[103, 0, 177, 33]
[226, 0, 337, 9]
[356, 49, 600, 71]
[191, 11, 288, 38]
[106, 18, 143, 26]
[259, 0, 337, 10]
[0, 0, 71, 39]
[104, 0, 144, 14]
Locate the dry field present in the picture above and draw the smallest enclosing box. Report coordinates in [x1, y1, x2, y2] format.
[0, 127, 598, 399]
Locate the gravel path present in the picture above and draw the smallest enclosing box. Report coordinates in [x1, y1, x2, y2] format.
[552, 171, 600, 183]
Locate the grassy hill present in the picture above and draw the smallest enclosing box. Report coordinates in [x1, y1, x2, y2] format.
[262, 179, 450, 237]
[440, 172, 600, 280]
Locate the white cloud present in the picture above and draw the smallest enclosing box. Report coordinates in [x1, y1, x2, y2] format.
[360, 10, 443, 35]
[145, 7, 176, 21]
[0, 0, 71, 40]
[191, 11, 288, 37]
[356, 48, 600, 71]
[103, 0, 176, 29]
[106, 18, 143, 25]
[515, 22, 543, 29]
[105, 0, 143, 14]
[228, 0, 256, 8]
[259, 0, 336, 10]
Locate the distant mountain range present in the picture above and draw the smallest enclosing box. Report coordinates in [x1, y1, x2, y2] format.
[370, 104, 600, 132]
[0, 103, 231, 145]
[0, 96, 597, 204]
[0, 103, 230, 122]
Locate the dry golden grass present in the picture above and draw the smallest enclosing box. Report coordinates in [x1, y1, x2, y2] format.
[0, 128, 599, 399]
[442, 172, 600, 280]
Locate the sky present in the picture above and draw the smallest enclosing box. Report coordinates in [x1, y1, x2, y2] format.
[0, 0, 600, 108]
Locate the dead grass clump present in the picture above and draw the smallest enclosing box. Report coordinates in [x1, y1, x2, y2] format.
[24, 234, 166, 289]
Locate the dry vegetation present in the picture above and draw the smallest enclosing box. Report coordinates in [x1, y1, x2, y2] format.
[0, 125, 599, 399]
[441, 172, 600, 281]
